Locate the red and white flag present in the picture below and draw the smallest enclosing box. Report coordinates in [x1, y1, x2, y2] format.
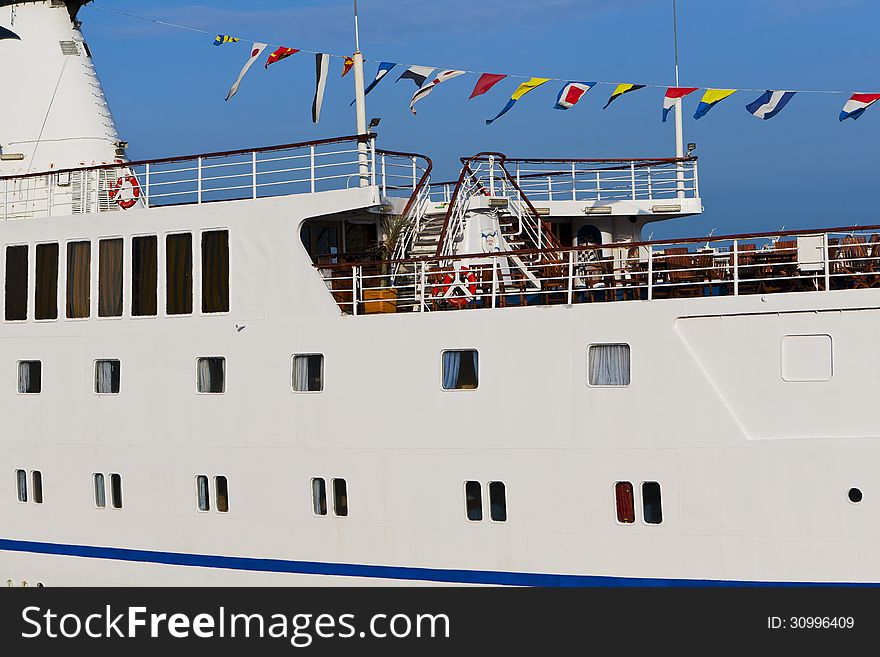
[662, 87, 699, 122]
[410, 70, 466, 115]
[840, 93, 880, 121]
[554, 82, 595, 110]
[226, 42, 268, 101]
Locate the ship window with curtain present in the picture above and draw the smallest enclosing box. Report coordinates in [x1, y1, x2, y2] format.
[292, 354, 323, 392]
[35, 243, 58, 320]
[5, 245, 28, 321]
[311, 478, 327, 516]
[95, 359, 121, 394]
[642, 481, 663, 524]
[98, 238, 123, 318]
[110, 473, 123, 510]
[332, 478, 348, 517]
[17, 361, 41, 394]
[196, 475, 210, 512]
[31, 471, 43, 504]
[442, 350, 479, 390]
[615, 482, 635, 524]
[465, 481, 482, 521]
[215, 476, 229, 513]
[588, 344, 631, 387]
[166, 233, 193, 315]
[131, 235, 157, 317]
[201, 230, 229, 313]
[197, 357, 225, 394]
[15, 469, 27, 503]
[93, 473, 106, 508]
[66, 241, 91, 319]
[489, 481, 507, 522]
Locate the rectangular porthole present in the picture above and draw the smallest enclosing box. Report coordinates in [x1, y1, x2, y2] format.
[98, 238, 123, 318]
[196, 475, 210, 512]
[332, 478, 348, 517]
[131, 236, 157, 317]
[15, 469, 27, 503]
[215, 476, 229, 513]
[615, 481, 635, 524]
[17, 361, 41, 394]
[110, 473, 123, 510]
[31, 471, 43, 505]
[66, 241, 91, 319]
[197, 357, 225, 394]
[642, 481, 663, 524]
[465, 481, 482, 521]
[35, 243, 58, 320]
[94, 473, 106, 508]
[489, 481, 507, 522]
[5, 245, 28, 321]
[292, 354, 323, 392]
[166, 233, 193, 315]
[588, 344, 631, 387]
[201, 230, 229, 313]
[442, 350, 479, 390]
[95, 360, 121, 394]
[311, 478, 327, 516]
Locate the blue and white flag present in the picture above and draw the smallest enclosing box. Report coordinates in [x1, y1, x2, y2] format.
[746, 90, 797, 120]
[351, 62, 395, 106]
[397, 65, 435, 89]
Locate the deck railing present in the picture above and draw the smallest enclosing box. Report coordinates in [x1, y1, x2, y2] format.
[317, 225, 880, 315]
[0, 135, 428, 220]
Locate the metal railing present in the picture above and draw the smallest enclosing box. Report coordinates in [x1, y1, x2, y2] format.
[430, 156, 699, 204]
[316, 225, 880, 315]
[0, 135, 430, 221]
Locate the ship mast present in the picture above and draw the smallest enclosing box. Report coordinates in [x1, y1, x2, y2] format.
[673, 0, 686, 199]
[352, 0, 369, 187]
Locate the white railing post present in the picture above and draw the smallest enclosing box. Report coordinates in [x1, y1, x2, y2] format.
[516, 162, 521, 189]
[567, 249, 575, 305]
[371, 138, 377, 187]
[630, 162, 637, 200]
[251, 151, 258, 200]
[647, 167, 653, 200]
[491, 259, 498, 309]
[419, 261, 426, 312]
[144, 163, 151, 208]
[489, 156, 496, 196]
[411, 156, 417, 192]
[647, 246, 653, 301]
[693, 161, 700, 199]
[823, 233, 831, 291]
[352, 266, 359, 316]
[381, 154, 387, 197]
[197, 157, 203, 204]
[310, 146, 316, 193]
[596, 171, 601, 201]
[547, 175, 552, 202]
[733, 240, 740, 296]
[571, 163, 577, 201]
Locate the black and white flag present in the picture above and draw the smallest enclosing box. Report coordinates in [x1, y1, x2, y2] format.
[313, 53, 331, 123]
[397, 65, 435, 89]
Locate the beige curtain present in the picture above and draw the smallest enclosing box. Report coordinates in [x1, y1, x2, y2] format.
[201, 230, 229, 313]
[66, 241, 91, 319]
[98, 239, 123, 318]
[35, 243, 58, 320]
[132, 236, 157, 316]
[166, 233, 193, 315]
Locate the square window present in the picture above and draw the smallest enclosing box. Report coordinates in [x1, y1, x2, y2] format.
[94, 473, 106, 508]
[31, 471, 43, 505]
[215, 476, 229, 513]
[465, 481, 482, 521]
[442, 350, 479, 390]
[312, 478, 327, 516]
[15, 469, 27, 503]
[17, 361, 41, 394]
[642, 481, 663, 524]
[110, 473, 123, 510]
[95, 360, 121, 394]
[588, 344, 631, 387]
[196, 475, 210, 512]
[197, 357, 225, 394]
[293, 354, 323, 392]
[489, 481, 507, 522]
[332, 478, 348, 517]
[615, 481, 635, 524]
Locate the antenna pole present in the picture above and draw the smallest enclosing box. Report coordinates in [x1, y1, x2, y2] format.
[673, 0, 686, 199]
[353, 0, 369, 187]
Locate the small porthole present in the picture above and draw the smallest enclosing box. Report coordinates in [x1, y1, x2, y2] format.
[848, 488, 863, 504]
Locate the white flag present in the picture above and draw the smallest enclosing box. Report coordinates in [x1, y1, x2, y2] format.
[410, 70, 465, 115]
[226, 42, 267, 101]
[313, 53, 331, 123]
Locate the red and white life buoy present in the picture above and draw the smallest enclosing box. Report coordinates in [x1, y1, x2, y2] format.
[109, 175, 140, 210]
[432, 264, 477, 308]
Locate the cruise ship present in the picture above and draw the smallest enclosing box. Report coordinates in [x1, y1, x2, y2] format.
[3, 0, 879, 587]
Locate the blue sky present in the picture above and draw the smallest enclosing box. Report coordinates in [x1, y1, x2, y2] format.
[81, 0, 878, 239]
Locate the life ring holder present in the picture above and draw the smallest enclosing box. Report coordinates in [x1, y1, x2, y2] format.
[432, 264, 477, 308]
[109, 175, 141, 210]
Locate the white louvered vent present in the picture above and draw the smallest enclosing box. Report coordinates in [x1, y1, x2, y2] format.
[71, 170, 89, 214]
[97, 169, 120, 213]
[59, 41, 80, 56]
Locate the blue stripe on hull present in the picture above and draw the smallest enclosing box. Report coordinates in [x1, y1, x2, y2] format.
[0, 538, 873, 587]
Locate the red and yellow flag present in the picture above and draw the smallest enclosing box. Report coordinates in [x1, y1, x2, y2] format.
[265, 46, 299, 69]
[342, 56, 355, 77]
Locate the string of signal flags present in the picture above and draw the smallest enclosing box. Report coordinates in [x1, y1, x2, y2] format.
[88, 5, 880, 126]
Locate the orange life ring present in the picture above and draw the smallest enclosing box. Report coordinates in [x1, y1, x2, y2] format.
[433, 265, 476, 308]
[109, 175, 140, 210]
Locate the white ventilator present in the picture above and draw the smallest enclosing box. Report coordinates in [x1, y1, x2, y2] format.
[0, 0, 124, 175]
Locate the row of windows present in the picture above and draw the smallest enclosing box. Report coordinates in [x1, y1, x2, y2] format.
[15, 470, 663, 525]
[9, 346, 629, 395]
[14, 355, 324, 395]
[5, 230, 229, 322]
